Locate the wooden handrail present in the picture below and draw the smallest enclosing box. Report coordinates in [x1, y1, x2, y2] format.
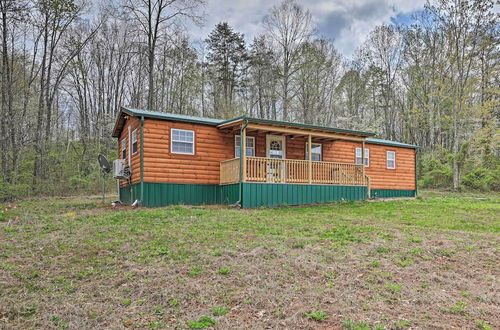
[221, 157, 369, 186]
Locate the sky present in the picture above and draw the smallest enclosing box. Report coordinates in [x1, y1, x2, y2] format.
[190, 0, 428, 57]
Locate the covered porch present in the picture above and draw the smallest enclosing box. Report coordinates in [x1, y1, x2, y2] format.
[221, 157, 368, 186]
[217, 117, 372, 191]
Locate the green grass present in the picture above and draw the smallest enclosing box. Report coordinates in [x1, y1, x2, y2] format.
[0, 191, 498, 328]
[305, 311, 328, 321]
[211, 305, 228, 316]
[187, 316, 216, 328]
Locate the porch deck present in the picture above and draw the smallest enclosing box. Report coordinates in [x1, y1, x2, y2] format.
[220, 157, 369, 186]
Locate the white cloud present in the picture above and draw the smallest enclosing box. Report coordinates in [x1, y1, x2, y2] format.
[191, 0, 427, 56]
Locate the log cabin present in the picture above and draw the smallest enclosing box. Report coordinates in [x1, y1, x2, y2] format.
[112, 106, 418, 208]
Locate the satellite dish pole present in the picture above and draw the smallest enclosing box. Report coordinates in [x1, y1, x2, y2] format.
[98, 154, 111, 204]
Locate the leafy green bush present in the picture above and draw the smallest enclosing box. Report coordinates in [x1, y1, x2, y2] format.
[419, 147, 499, 191]
[419, 153, 453, 189]
[0, 140, 118, 200]
[462, 167, 500, 191]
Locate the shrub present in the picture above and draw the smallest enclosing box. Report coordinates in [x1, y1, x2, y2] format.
[462, 167, 500, 191]
[419, 157, 453, 189]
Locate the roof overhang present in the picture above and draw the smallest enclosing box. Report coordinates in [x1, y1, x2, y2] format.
[112, 108, 133, 138]
[112, 108, 420, 148]
[366, 138, 420, 149]
[217, 117, 375, 142]
[112, 106, 223, 138]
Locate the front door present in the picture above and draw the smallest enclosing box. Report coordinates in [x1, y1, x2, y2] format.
[266, 135, 286, 182]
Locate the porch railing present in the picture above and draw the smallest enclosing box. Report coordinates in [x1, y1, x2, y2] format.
[220, 156, 369, 186]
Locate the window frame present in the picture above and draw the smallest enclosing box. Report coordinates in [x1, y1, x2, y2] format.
[234, 135, 255, 158]
[170, 128, 195, 155]
[355, 148, 370, 167]
[386, 151, 396, 169]
[121, 138, 127, 159]
[305, 142, 322, 161]
[131, 129, 138, 155]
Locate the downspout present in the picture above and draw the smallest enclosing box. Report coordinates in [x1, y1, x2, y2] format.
[415, 148, 418, 197]
[140, 116, 144, 205]
[237, 119, 249, 208]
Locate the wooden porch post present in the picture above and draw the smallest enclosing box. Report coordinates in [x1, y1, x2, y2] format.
[362, 140, 369, 198]
[241, 125, 247, 182]
[308, 134, 312, 184]
[361, 140, 365, 176]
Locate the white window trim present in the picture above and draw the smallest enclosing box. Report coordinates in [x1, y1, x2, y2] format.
[171, 128, 195, 155]
[121, 138, 127, 159]
[386, 151, 396, 169]
[305, 142, 322, 161]
[355, 148, 370, 167]
[131, 129, 138, 155]
[235, 135, 255, 158]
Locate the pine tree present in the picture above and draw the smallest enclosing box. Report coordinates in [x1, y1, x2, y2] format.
[205, 22, 248, 118]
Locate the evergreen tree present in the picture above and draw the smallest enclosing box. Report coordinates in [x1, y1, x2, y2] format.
[205, 22, 248, 118]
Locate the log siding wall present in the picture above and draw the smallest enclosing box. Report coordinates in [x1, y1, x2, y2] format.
[142, 119, 233, 184]
[118, 117, 415, 191]
[118, 116, 141, 187]
[329, 140, 416, 190]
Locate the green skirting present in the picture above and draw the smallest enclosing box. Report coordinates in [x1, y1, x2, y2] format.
[241, 183, 367, 208]
[371, 189, 416, 198]
[120, 182, 369, 208]
[120, 182, 239, 207]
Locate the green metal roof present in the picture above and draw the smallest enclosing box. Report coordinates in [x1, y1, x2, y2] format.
[122, 107, 223, 125]
[217, 116, 376, 137]
[366, 138, 419, 149]
[113, 107, 419, 149]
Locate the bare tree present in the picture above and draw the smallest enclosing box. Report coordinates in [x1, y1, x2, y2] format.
[248, 35, 278, 119]
[360, 24, 404, 140]
[428, 0, 498, 188]
[0, 0, 28, 183]
[296, 39, 343, 124]
[123, 0, 204, 110]
[264, 0, 313, 120]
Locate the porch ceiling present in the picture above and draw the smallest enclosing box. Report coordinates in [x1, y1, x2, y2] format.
[218, 118, 372, 142]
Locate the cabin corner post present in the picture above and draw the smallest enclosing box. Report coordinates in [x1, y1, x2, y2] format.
[308, 134, 312, 184]
[140, 116, 144, 205]
[241, 125, 247, 182]
[361, 140, 365, 176]
[362, 139, 368, 199]
[238, 120, 249, 207]
[415, 148, 418, 197]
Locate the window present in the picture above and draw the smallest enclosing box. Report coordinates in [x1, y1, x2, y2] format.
[235, 135, 255, 157]
[121, 138, 126, 159]
[355, 148, 369, 166]
[131, 129, 138, 155]
[386, 151, 396, 169]
[171, 128, 195, 155]
[305, 143, 322, 161]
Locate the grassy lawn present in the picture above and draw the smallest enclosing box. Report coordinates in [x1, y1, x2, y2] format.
[0, 191, 499, 329]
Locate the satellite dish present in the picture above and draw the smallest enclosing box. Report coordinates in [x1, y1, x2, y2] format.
[98, 154, 111, 174]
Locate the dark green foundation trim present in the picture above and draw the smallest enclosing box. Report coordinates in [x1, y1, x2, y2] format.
[219, 184, 240, 205]
[241, 183, 367, 208]
[121, 183, 416, 208]
[371, 189, 416, 198]
[120, 183, 239, 207]
[119, 184, 141, 205]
